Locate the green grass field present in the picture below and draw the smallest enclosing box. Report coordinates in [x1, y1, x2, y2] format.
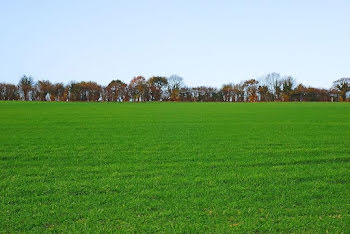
[1, 102, 349, 232]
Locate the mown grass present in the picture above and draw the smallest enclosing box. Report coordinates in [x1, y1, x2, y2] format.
[0, 102, 349, 232]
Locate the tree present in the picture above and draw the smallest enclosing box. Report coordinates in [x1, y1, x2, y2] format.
[18, 75, 34, 100]
[243, 79, 259, 102]
[0, 83, 19, 100]
[329, 88, 340, 102]
[51, 83, 66, 101]
[195, 86, 211, 102]
[67, 82, 80, 101]
[264, 73, 282, 101]
[179, 87, 193, 102]
[147, 76, 168, 101]
[1, 75, 346, 103]
[221, 84, 235, 102]
[168, 75, 183, 101]
[333, 78, 350, 102]
[85, 81, 102, 101]
[291, 84, 307, 102]
[129, 76, 148, 102]
[66, 81, 102, 101]
[258, 85, 272, 102]
[233, 83, 245, 102]
[281, 76, 296, 101]
[106, 80, 127, 102]
[37, 80, 53, 101]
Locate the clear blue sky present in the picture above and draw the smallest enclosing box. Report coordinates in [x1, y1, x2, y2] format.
[1, 0, 349, 88]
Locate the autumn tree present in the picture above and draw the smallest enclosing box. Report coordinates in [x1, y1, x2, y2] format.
[106, 80, 127, 102]
[18, 75, 34, 100]
[85, 81, 102, 101]
[0, 83, 19, 100]
[329, 88, 340, 102]
[281, 76, 296, 101]
[51, 83, 66, 101]
[67, 82, 81, 101]
[305, 87, 331, 101]
[333, 78, 350, 101]
[258, 85, 272, 102]
[37, 80, 53, 101]
[147, 76, 168, 101]
[66, 81, 102, 101]
[243, 79, 259, 102]
[1, 75, 345, 103]
[129, 76, 148, 102]
[211, 88, 223, 102]
[233, 83, 245, 102]
[290, 84, 307, 102]
[221, 84, 235, 102]
[179, 87, 193, 102]
[195, 86, 221, 102]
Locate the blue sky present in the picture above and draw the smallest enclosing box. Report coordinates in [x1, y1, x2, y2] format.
[1, 0, 349, 88]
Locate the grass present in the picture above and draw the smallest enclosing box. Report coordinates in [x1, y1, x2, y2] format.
[0, 101, 349, 232]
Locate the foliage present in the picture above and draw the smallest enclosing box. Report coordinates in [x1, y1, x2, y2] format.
[1, 74, 349, 102]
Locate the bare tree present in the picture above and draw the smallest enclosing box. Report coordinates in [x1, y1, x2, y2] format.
[167, 75, 184, 101]
[264, 73, 282, 101]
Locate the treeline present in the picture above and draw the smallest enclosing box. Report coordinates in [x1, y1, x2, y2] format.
[0, 73, 349, 102]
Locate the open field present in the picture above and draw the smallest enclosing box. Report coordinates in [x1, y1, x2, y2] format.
[1, 102, 349, 232]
